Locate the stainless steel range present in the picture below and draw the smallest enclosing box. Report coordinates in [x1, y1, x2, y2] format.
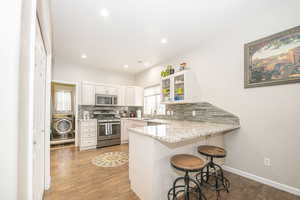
[97, 119, 121, 147]
[93, 110, 121, 148]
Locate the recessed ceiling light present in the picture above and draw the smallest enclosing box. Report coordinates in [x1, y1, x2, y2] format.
[81, 54, 87, 59]
[161, 38, 168, 44]
[100, 8, 110, 17]
[123, 65, 129, 69]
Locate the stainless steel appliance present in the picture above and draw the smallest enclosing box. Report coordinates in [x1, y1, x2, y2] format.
[51, 114, 75, 145]
[95, 94, 118, 106]
[97, 119, 121, 147]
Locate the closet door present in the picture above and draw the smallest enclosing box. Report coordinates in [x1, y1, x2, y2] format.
[33, 21, 47, 200]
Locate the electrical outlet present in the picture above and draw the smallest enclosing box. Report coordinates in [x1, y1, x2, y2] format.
[264, 157, 271, 166]
[192, 110, 196, 117]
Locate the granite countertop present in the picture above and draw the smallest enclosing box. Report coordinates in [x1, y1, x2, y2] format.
[129, 120, 240, 143]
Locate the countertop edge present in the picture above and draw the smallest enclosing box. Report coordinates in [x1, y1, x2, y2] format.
[129, 124, 240, 144]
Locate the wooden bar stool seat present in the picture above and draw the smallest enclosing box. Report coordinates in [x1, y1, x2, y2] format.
[168, 154, 207, 200]
[198, 145, 226, 158]
[171, 154, 206, 172]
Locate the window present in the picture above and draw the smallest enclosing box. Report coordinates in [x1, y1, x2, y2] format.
[144, 85, 165, 115]
[55, 90, 72, 113]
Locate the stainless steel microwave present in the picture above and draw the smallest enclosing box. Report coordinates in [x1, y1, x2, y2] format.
[95, 94, 118, 106]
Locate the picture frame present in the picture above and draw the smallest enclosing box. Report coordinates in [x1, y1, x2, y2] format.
[244, 26, 300, 88]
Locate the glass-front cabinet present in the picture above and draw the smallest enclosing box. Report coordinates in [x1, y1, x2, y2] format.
[161, 78, 171, 102]
[160, 70, 200, 104]
[174, 74, 184, 101]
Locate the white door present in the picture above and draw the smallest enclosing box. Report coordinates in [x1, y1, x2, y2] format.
[33, 21, 47, 200]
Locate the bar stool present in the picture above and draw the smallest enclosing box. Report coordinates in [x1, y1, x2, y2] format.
[196, 145, 230, 199]
[168, 154, 207, 200]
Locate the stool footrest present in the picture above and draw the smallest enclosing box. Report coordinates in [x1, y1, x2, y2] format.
[168, 173, 206, 200]
[196, 172, 230, 192]
[195, 160, 230, 199]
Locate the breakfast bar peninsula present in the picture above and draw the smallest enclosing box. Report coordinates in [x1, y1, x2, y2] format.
[128, 119, 239, 200]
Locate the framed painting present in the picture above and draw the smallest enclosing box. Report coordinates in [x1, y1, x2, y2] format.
[244, 26, 300, 88]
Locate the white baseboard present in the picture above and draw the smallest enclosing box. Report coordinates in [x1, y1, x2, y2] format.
[223, 166, 300, 197]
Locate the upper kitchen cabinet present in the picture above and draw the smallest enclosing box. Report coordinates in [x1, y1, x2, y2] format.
[124, 86, 143, 107]
[134, 87, 144, 106]
[81, 83, 96, 105]
[95, 85, 119, 95]
[161, 70, 200, 104]
[80, 82, 143, 106]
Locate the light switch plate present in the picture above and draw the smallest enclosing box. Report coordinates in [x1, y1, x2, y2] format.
[264, 157, 271, 166]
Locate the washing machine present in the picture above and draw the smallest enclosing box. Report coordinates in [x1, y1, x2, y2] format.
[51, 114, 75, 144]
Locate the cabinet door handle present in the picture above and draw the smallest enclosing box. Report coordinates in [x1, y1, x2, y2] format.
[105, 124, 108, 135]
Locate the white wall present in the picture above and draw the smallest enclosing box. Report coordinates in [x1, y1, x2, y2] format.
[0, 0, 22, 199]
[18, 0, 38, 199]
[135, 65, 163, 87]
[53, 60, 136, 85]
[135, 2, 300, 190]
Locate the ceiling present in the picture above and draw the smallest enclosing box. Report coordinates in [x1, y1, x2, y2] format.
[51, 0, 293, 74]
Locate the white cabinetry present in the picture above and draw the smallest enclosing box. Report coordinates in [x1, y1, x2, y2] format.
[80, 82, 143, 107]
[134, 87, 144, 106]
[161, 70, 200, 104]
[95, 85, 119, 95]
[118, 86, 126, 106]
[121, 119, 147, 143]
[125, 87, 135, 106]
[121, 119, 128, 143]
[79, 119, 97, 151]
[81, 83, 96, 105]
[124, 86, 143, 107]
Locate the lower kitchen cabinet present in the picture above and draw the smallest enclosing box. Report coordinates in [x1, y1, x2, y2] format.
[121, 119, 147, 144]
[79, 119, 97, 151]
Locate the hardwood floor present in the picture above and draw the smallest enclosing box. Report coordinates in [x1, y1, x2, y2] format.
[44, 144, 300, 200]
[44, 144, 139, 200]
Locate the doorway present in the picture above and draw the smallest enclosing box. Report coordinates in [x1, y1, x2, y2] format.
[50, 82, 76, 149]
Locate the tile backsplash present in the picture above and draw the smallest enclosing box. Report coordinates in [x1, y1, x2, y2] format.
[78, 105, 142, 119]
[148, 102, 240, 125]
[79, 102, 239, 125]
